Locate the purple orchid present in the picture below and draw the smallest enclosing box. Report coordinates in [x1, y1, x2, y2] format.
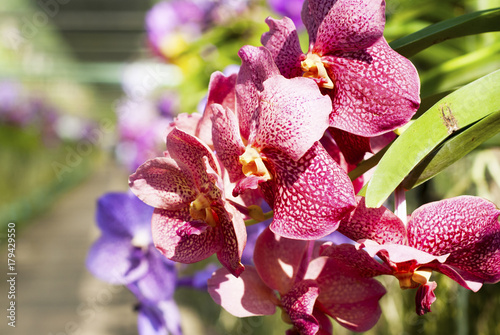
[261, 0, 420, 163]
[328, 196, 500, 315]
[129, 127, 247, 276]
[267, 0, 305, 30]
[208, 227, 386, 334]
[86, 191, 182, 335]
[145, 0, 252, 60]
[115, 96, 174, 172]
[211, 45, 355, 240]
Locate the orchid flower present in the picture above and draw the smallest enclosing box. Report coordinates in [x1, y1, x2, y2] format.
[86, 191, 182, 335]
[261, 0, 420, 163]
[328, 196, 500, 315]
[208, 227, 386, 334]
[129, 127, 247, 276]
[211, 45, 355, 240]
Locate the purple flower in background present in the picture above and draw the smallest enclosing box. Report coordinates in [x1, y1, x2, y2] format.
[145, 0, 252, 59]
[86, 191, 182, 335]
[115, 96, 174, 172]
[267, 0, 305, 30]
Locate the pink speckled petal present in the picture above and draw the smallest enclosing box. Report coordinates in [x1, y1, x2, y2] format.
[447, 229, 500, 284]
[254, 227, 308, 294]
[320, 243, 392, 277]
[302, 0, 385, 53]
[208, 266, 278, 317]
[433, 263, 484, 292]
[325, 38, 420, 136]
[281, 280, 320, 335]
[211, 104, 246, 183]
[233, 175, 268, 197]
[329, 128, 372, 165]
[415, 281, 437, 315]
[338, 196, 406, 245]
[166, 128, 221, 201]
[407, 196, 500, 256]
[360, 240, 449, 265]
[152, 207, 219, 264]
[236, 45, 281, 140]
[266, 142, 355, 240]
[214, 202, 247, 277]
[129, 157, 196, 210]
[261, 16, 304, 79]
[167, 112, 202, 136]
[197, 71, 238, 147]
[306, 256, 386, 332]
[255, 76, 332, 161]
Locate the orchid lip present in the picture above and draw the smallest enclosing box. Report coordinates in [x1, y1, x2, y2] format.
[189, 194, 217, 227]
[394, 267, 433, 290]
[301, 53, 334, 89]
[239, 146, 272, 181]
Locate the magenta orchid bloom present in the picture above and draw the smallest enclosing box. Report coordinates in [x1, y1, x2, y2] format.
[129, 127, 247, 277]
[328, 196, 500, 315]
[211, 45, 355, 240]
[261, 0, 420, 163]
[208, 227, 386, 334]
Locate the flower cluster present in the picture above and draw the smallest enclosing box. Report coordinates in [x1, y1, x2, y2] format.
[89, 0, 500, 334]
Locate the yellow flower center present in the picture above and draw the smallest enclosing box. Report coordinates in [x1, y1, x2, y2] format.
[395, 268, 433, 290]
[301, 53, 334, 89]
[189, 194, 217, 227]
[239, 146, 272, 181]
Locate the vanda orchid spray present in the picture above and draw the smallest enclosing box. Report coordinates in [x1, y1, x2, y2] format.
[85, 0, 500, 334]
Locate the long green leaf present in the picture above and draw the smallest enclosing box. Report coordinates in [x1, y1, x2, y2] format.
[365, 70, 500, 208]
[390, 7, 500, 57]
[402, 110, 500, 189]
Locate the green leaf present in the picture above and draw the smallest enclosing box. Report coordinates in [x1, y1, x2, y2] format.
[364, 70, 500, 208]
[390, 7, 500, 58]
[401, 110, 500, 189]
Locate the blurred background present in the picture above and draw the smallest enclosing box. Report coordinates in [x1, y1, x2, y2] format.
[0, 0, 499, 334]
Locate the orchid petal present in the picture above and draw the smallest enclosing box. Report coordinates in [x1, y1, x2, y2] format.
[281, 280, 320, 335]
[166, 127, 221, 190]
[324, 38, 420, 136]
[307, 256, 386, 332]
[86, 235, 148, 285]
[261, 16, 304, 79]
[265, 142, 355, 240]
[166, 112, 202, 138]
[360, 240, 449, 264]
[214, 203, 247, 277]
[329, 128, 372, 165]
[255, 76, 332, 161]
[208, 266, 278, 317]
[338, 196, 406, 245]
[253, 227, 308, 294]
[152, 207, 220, 265]
[303, 0, 385, 53]
[197, 71, 238, 147]
[95, 192, 154, 237]
[433, 263, 484, 292]
[236, 45, 281, 140]
[134, 247, 178, 302]
[129, 157, 196, 210]
[415, 281, 437, 316]
[445, 229, 500, 284]
[407, 196, 500, 257]
[320, 243, 392, 277]
[211, 104, 246, 183]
